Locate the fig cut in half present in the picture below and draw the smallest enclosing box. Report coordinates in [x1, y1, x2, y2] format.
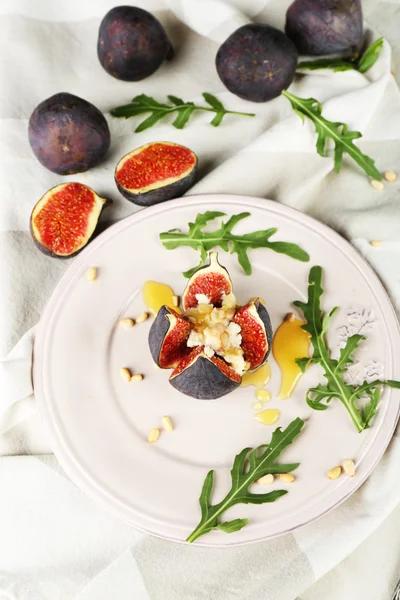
[115, 141, 198, 207]
[30, 182, 108, 258]
[148, 252, 273, 400]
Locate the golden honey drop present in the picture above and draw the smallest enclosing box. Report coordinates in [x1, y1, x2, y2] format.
[273, 313, 311, 400]
[241, 363, 271, 388]
[255, 409, 280, 426]
[142, 281, 181, 316]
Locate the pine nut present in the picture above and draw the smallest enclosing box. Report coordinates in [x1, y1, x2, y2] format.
[120, 367, 132, 382]
[328, 466, 342, 480]
[148, 428, 160, 443]
[172, 295, 179, 307]
[225, 308, 235, 320]
[198, 303, 213, 314]
[342, 458, 355, 477]
[257, 474, 274, 485]
[384, 170, 397, 182]
[369, 240, 382, 247]
[220, 332, 229, 348]
[119, 318, 135, 328]
[86, 266, 97, 282]
[252, 402, 263, 410]
[256, 389, 271, 403]
[136, 312, 149, 323]
[162, 416, 173, 432]
[286, 312, 296, 322]
[279, 473, 295, 483]
[131, 374, 143, 382]
[370, 179, 384, 191]
[231, 347, 244, 356]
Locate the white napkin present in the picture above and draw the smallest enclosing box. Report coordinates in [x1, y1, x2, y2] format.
[1, 0, 400, 598]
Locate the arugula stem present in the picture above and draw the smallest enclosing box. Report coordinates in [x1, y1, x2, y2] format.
[168, 105, 255, 118]
[187, 420, 303, 543]
[282, 90, 382, 181]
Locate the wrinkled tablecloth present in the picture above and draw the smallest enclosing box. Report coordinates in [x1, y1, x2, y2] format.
[1, 1, 400, 599]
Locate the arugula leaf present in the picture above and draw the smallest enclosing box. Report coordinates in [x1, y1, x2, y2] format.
[282, 90, 382, 180]
[298, 38, 384, 74]
[357, 38, 384, 73]
[160, 212, 310, 278]
[186, 418, 304, 543]
[111, 93, 255, 131]
[298, 59, 355, 72]
[294, 267, 400, 432]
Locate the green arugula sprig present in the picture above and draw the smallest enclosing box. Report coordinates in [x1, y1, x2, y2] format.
[294, 266, 400, 432]
[298, 38, 384, 74]
[110, 93, 255, 132]
[282, 90, 382, 180]
[160, 211, 310, 278]
[187, 418, 304, 543]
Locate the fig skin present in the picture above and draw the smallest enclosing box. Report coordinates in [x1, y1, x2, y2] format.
[115, 142, 198, 207]
[216, 24, 298, 103]
[149, 306, 192, 369]
[169, 351, 241, 400]
[233, 299, 273, 371]
[116, 168, 197, 207]
[285, 0, 363, 57]
[182, 251, 232, 311]
[28, 93, 110, 175]
[97, 6, 173, 81]
[30, 182, 108, 259]
[254, 300, 273, 363]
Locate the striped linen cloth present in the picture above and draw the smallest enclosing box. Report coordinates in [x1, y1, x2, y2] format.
[1, 1, 400, 598]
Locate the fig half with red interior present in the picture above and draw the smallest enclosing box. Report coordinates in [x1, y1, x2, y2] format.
[30, 182, 108, 258]
[148, 252, 272, 400]
[115, 142, 198, 206]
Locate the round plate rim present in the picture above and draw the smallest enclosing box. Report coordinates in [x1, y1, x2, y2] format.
[33, 193, 400, 546]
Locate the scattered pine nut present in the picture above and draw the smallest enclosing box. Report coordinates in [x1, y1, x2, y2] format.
[252, 402, 263, 410]
[136, 312, 149, 323]
[257, 474, 274, 486]
[328, 466, 342, 480]
[131, 373, 143, 382]
[279, 473, 295, 483]
[286, 312, 296, 322]
[369, 240, 382, 247]
[86, 266, 97, 282]
[220, 332, 229, 348]
[370, 179, 384, 191]
[256, 389, 271, 403]
[384, 170, 397, 183]
[162, 416, 174, 432]
[120, 367, 132, 382]
[172, 295, 179, 307]
[119, 318, 135, 328]
[148, 428, 160, 443]
[342, 458, 355, 477]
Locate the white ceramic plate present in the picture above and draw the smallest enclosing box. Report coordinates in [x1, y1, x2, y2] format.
[34, 194, 400, 546]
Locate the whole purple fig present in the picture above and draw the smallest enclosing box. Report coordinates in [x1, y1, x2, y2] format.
[285, 0, 363, 57]
[216, 24, 298, 103]
[28, 93, 110, 175]
[98, 6, 173, 81]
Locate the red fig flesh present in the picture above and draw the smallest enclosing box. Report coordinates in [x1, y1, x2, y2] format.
[148, 252, 273, 400]
[115, 142, 198, 207]
[30, 182, 107, 258]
